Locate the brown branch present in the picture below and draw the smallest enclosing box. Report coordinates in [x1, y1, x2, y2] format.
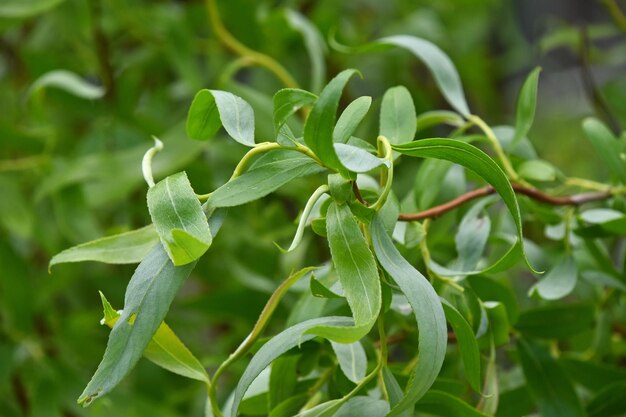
[398, 184, 612, 221]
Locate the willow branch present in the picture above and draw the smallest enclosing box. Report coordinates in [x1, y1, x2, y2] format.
[398, 184, 612, 221]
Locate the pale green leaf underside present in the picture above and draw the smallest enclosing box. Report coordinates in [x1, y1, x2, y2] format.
[49, 225, 158, 269]
[331, 341, 367, 383]
[28, 69, 105, 100]
[530, 256, 577, 300]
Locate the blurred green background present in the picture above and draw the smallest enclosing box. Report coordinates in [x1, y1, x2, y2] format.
[1, 0, 625, 416]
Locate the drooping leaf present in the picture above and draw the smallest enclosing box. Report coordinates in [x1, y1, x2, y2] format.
[334, 143, 390, 173]
[414, 391, 490, 417]
[416, 110, 464, 132]
[50, 225, 158, 270]
[296, 400, 342, 417]
[382, 367, 412, 417]
[303, 69, 359, 173]
[380, 86, 416, 146]
[454, 199, 492, 271]
[98, 292, 209, 383]
[334, 397, 390, 417]
[207, 150, 324, 208]
[231, 316, 353, 416]
[28, 69, 105, 99]
[186, 89, 255, 146]
[517, 338, 586, 417]
[333, 96, 372, 144]
[441, 300, 481, 392]
[518, 159, 557, 182]
[285, 9, 327, 93]
[331, 341, 367, 383]
[147, 172, 212, 266]
[583, 117, 626, 183]
[77, 245, 198, 406]
[273, 88, 317, 133]
[370, 215, 447, 416]
[284, 185, 329, 252]
[515, 304, 594, 339]
[269, 355, 299, 408]
[529, 256, 577, 300]
[513, 68, 541, 145]
[306, 202, 380, 342]
[393, 138, 535, 272]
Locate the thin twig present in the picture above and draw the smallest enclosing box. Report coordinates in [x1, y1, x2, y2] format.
[398, 184, 612, 221]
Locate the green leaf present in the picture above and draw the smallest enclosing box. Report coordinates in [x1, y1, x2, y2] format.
[576, 209, 626, 237]
[304, 69, 359, 173]
[231, 316, 353, 416]
[284, 185, 329, 252]
[529, 256, 577, 300]
[374, 36, 470, 116]
[516, 304, 594, 339]
[454, 199, 492, 271]
[560, 357, 626, 392]
[334, 143, 390, 173]
[306, 202, 381, 343]
[147, 172, 212, 266]
[416, 110, 464, 132]
[513, 68, 541, 145]
[331, 341, 367, 383]
[28, 70, 105, 100]
[414, 391, 490, 417]
[382, 367, 412, 417]
[335, 397, 390, 417]
[380, 86, 416, 146]
[273, 88, 318, 133]
[518, 159, 557, 182]
[296, 400, 342, 417]
[333, 96, 372, 144]
[310, 275, 342, 298]
[517, 338, 586, 417]
[207, 150, 324, 208]
[370, 215, 447, 416]
[583, 117, 626, 183]
[0, 0, 65, 18]
[269, 355, 299, 408]
[587, 381, 626, 417]
[392, 138, 535, 272]
[77, 245, 198, 406]
[186, 89, 255, 146]
[467, 275, 519, 323]
[49, 225, 158, 270]
[441, 300, 481, 392]
[285, 10, 326, 93]
[98, 293, 209, 383]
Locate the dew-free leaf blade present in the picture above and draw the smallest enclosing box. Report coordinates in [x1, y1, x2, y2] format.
[304, 69, 359, 172]
[529, 256, 577, 300]
[333, 96, 372, 144]
[28, 69, 105, 99]
[331, 341, 367, 383]
[334, 143, 390, 173]
[515, 304, 594, 339]
[285, 9, 327, 93]
[513, 67, 541, 145]
[517, 338, 586, 417]
[231, 316, 353, 416]
[207, 150, 324, 208]
[414, 391, 490, 417]
[380, 86, 416, 145]
[583, 117, 626, 184]
[77, 245, 198, 406]
[273, 88, 317, 133]
[370, 215, 447, 416]
[49, 225, 158, 269]
[392, 138, 534, 272]
[334, 397, 390, 417]
[147, 172, 212, 266]
[306, 202, 381, 343]
[416, 110, 464, 132]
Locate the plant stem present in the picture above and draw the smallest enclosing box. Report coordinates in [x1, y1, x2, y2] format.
[205, 0, 299, 89]
[207, 267, 315, 417]
[370, 136, 393, 211]
[565, 177, 611, 192]
[467, 115, 521, 182]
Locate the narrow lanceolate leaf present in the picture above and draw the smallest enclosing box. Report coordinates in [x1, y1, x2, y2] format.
[513, 67, 541, 145]
[370, 215, 447, 416]
[375, 36, 470, 116]
[77, 245, 197, 406]
[516, 304, 594, 340]
[441, 300, 481, 392]
[416, 110, 464, 132]
[186, 89, 255, 146]
[530, 256, 577, 300]
[392, 138, 535, 272]
[334, 397, 390, 417]
[28, 69, 105, 100]
[231, 316, 353, 416]
[380, 86, 416, 146]
[331, 340, 367, 383]
[304, 69, 359, 173]
[334, 143, 390, 173]
[414, 391, 491, 417]
[583, 117, 626, 184]
[273, 88, 317, 133]
[306, 202, 381, 343]
[147, 172, 212, 266]
[285, 10, 327, 93]
[207, 150, 324, 208]
[49, 225, 158, 270]
[382, 368, 412, 417]
[333, 96, 372, 144]
[98, 293, 208, 383]
[517, 338, 586, 417]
